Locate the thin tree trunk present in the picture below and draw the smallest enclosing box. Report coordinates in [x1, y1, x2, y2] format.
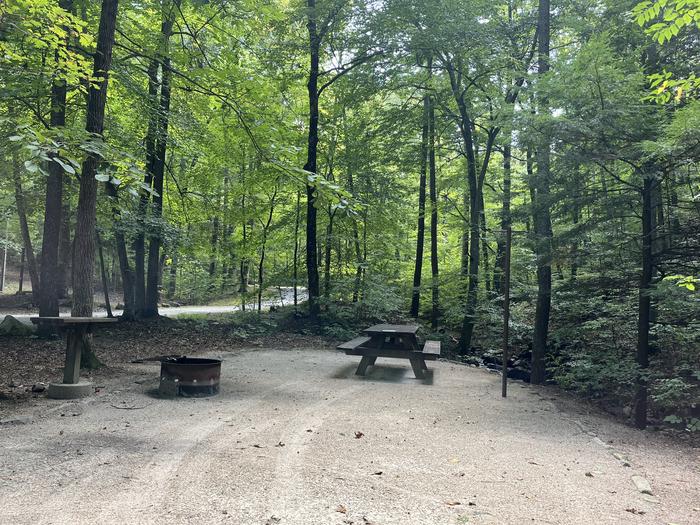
[257, 189, 277, 312]
[531, 0, 552, 385]
[57, 198, 71, 298]
[134, 59, 159, 318]
[446, 60, 481, 353]
[305, 0, 321, 317]
[410, 89, 429, 318]
[495, 140, 512, 294]
[428, 82, 440, 328]
[18, 248, 25, 293]
[105, 181, 136, 320]
[635, 176, 655, 429]
[72, 0, 119, 321]
[293, 190, 300, 308]
[12, 155, 40, 303]
[145, 45, 174, 316]
[97, 230, 113, 318]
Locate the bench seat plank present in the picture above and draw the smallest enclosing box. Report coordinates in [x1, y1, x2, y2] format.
[422, 340, 441, 356]
[337, 336, 372, 351]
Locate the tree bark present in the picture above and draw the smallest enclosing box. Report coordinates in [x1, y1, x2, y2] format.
[12, 156, 40, 303]
[105, 181, 136, 320]
[57, 198, 71, 298]
[71, 0, 119, 318]
[304, 0, 321, 317]
[531, 0, 552, 385]
[494, 140, 512, 294]
[135, 58, 159, 317]
[145, 2, 178, 317]
[39, 0, 73, 319]
[635, 176, 655, 429]
[428, 83, 439, 329]
[410, 89, 429, 318]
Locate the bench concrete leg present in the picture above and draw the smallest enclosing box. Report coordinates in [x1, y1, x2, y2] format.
[63, 331, 83, 384]
[410, 358, 426, 379]
[356, 356, 374, 376]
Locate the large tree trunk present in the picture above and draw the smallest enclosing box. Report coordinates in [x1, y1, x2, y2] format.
[39, 0, 73, 319]
[410, 90, 429, 318]
[304, 0, 321, 317]
[531, 0, 552, 385]
[71, 0, 119, 321]
[12, 156, 40, 303]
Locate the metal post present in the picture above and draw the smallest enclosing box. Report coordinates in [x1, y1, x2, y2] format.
[1, 217, 8, 293]
[501, 226, 512, 398]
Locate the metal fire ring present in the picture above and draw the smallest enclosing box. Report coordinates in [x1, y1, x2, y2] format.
[159, 357, 221, 397]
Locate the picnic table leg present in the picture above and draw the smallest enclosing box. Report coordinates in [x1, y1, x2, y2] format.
[409, 358, 426, 379]
[356, 356, 374, 376]
[63, 328, 83, 384]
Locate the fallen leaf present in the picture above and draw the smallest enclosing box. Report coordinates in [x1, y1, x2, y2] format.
[585, 472, 593, 477]
[372, 471, 383, 475]
[275, 441, 285, 447]
[336, 504, 348, 514]
[445, 500, 461, 506]
[354, 431, 364, 439]
[625, 508, 645, 515]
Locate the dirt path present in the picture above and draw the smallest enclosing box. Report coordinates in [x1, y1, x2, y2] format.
[0, 348, 698, 524]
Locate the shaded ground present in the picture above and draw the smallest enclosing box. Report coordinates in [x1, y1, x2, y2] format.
[1, 337, 698, 524]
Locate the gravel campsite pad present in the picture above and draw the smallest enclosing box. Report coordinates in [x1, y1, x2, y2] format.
[1, 346, 699, 524]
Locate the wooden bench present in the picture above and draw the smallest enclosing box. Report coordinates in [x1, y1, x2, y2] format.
[337, 325, 441, 379]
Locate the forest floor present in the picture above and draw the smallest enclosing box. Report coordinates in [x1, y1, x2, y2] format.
[1, 319, 699, 524]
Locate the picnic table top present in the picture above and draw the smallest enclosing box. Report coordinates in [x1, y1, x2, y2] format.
[30, 317, 118, 326]
[363, 324, 420, 336]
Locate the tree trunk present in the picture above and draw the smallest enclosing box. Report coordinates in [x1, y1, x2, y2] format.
[293, 190, 300, 308]
[530, 0, 552, 385]
[57, 198, 71, 298]
[410, 89, 429, 318]
[105, 181, 136, 320]
[18, 248, 25, 293]
[134, 58, 159, 318]
[97, 230, 113, 318]
[39, 0, 73, 318]
[71, 0, 119, 320]
[145, 1, 178, 316]
[446, 61, 480, 353]
[305, 0, 321, 317]
[494, 141, 512, 294]
[635, 176, 655, 429]
[428, 84, 440, 329]
[12, 155, 40, 303]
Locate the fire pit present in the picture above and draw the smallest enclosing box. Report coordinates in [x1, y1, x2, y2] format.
[159, 357, 222, 397]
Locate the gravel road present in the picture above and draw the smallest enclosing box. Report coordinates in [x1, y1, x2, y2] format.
[1, 347, 698, 524]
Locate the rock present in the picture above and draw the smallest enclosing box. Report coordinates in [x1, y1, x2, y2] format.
[631, 475, 653, 495]
[0, 415, 33, 425]
[641, 494, 660, 504]
[507, 367, 531, 382]
[0, 315, 34, 336]
[31, 383, 47, 393]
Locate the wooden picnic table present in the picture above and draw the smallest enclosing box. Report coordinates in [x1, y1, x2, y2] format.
[31, 317, 118, 386]
[338, 324, 440, 379]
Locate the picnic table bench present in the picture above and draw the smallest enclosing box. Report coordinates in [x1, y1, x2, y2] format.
[338, 324, 441, 379]
[31, 317, 118, 399]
